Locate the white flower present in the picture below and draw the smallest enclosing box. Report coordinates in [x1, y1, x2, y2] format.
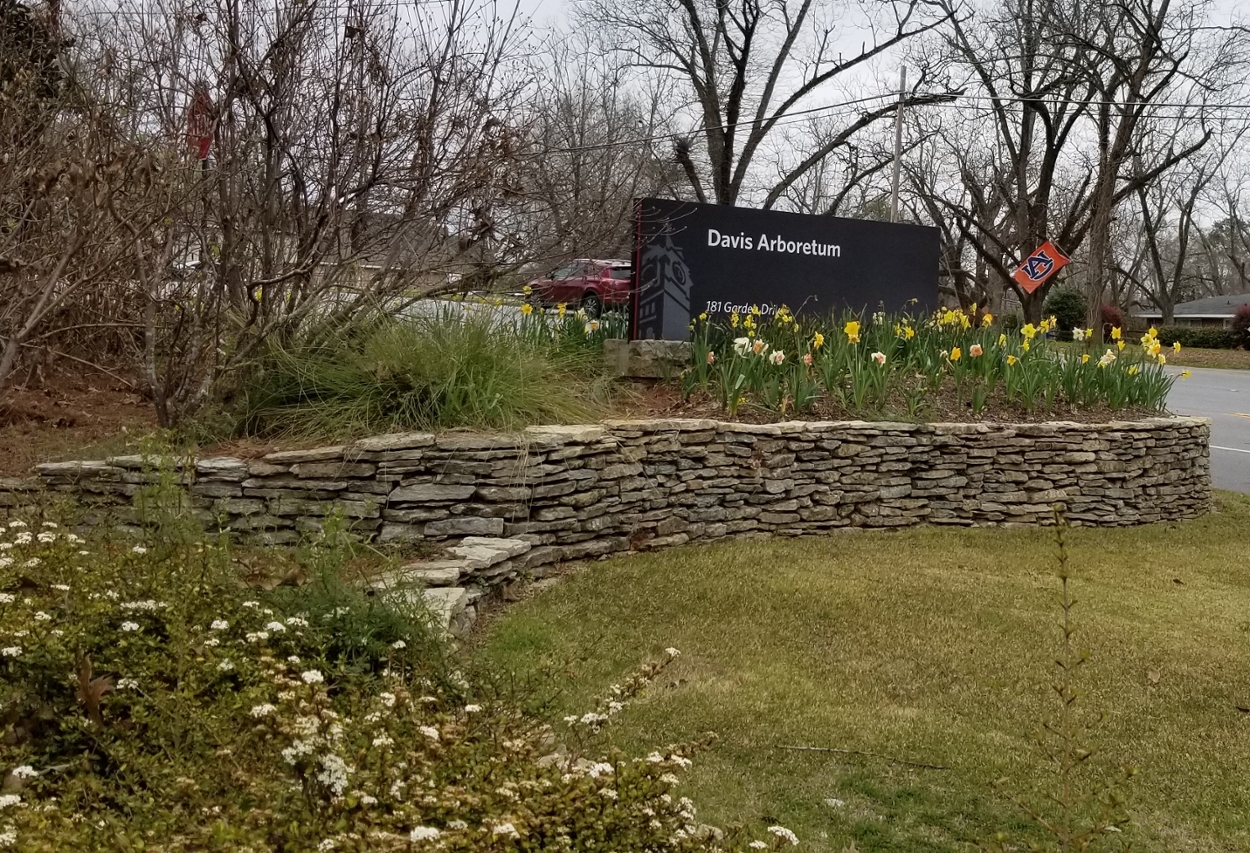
[121, 600, 159, 611]
[117, 678, 139, 690]
[732, 336, 752, 356]
[218, 659, 235, 672]
[265, 622, 286, 633]
[490, 823, 519, 838]
[40, 522, 56, 529]
[0, 825, 15, 846]
[20, 558, 38, 568]
[315, 754, 352, 796]
[241, 601, 259, 609]
[767, 825, 799, 845]
[660, 773, 680, 785]
[418, 725, 440, 741]
[587, 762, 614, 778]
[463, 704, 482, 713]
[120, 621, 140, 632]
[250, 704, 277, 718]
[36, 533, 55, 544]
[317, 840, 336, 851]
[409, 827, 441, 842]
[131, 546, 147, 555]
[446, 819, 467, 830]
[665, 647, 681, 658]
[379, 692, 397, 708]
[203, 638, 219, 647]
[769, 349, 786, 365]
[0, 647, 20, 660]
[871, 350, 887, 365]
[0, 559, 12, 569]
[10, 767, 37, 780]
[599, 787, 617, 799]
[51, 584, 70, 592]
[0, 796, 20, 810]
[33, 612, 51, 622]
[301, 670, 324, 684]
[77, 550, 90, 556]
[749, 842, 768, 850]
[7, 520, 26, 528]
[209, 620, 228, 631]
[825, 797, 845, 808]
[287, 655, 301, 664]
[246, 631, 269, 642]
[391, 640, 406, 650]
[0, 595, 12, 604]
[372, 734, 394, 748]
[286, 617, 309, 628]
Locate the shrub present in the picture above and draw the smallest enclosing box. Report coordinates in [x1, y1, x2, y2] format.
[1233, 304, 1250, 347]
[235, 305, 618, 439]
[1001, 314, 1023, 333]
[0, 514, 795, 851]
[1043, 288, 1088, 333]
[1155, 326, 1238, 350]
[1099, 305, 1124, 339]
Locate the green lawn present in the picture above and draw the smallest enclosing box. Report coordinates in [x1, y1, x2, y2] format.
[480, 496, 1250, 852]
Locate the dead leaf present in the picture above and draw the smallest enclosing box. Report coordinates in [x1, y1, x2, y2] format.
[1172, 578, 1185, 585]
[75, 652, 113, 728]
[1147, 669, 1161, 685]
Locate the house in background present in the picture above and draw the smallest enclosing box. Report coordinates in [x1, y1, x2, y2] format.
[1136, 294, 1250, 328]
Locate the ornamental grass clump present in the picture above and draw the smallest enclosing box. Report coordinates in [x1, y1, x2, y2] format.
[234, 303, 619, 440]
[0, 505, 797, 851]
[683, 305, 1179, 420]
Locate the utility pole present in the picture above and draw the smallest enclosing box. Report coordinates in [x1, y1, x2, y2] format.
[889, 66, 906, 223]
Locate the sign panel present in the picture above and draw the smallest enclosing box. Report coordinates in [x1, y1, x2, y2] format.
[631, 197, 939, 340]
[1011, 240, 1069, 294]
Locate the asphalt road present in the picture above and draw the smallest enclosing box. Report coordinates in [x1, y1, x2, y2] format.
[1167, 367, 1250, 492]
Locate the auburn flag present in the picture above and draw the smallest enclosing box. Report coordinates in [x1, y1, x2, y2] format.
[1011, 241, 1069, 294]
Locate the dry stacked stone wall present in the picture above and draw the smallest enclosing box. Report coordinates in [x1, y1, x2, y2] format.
[0, 417, 1211, 629]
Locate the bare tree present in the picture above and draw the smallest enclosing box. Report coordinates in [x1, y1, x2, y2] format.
[579, 0, 954, 208]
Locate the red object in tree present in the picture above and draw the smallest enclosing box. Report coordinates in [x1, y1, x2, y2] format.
[1011, 240, 1070, 294]
[187, 87, 213, 161]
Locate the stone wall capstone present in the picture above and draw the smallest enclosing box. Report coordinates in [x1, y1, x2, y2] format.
[0, 417, 1211, 631]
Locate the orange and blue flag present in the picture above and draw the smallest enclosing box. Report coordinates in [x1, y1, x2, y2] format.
[1011, 241, 1069, 294]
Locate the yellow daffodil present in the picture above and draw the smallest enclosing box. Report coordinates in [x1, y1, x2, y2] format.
[1117, 340, 1126, 351]
[1149, 326, 1158, 337]
[812, 331, 825, 350]
[982, 312, 994, 327]
[1111, 326, 1122, 340]
[1181, 370, 1192, 378]
[1128, 365, 1138, 376]
[750, 305, 762, 316]
[1022, 341, 1030, 352]
[844, 320, 861, 343]
[1081, 353, 1090, 364]
[520, 303, 533, 316]
[949, 346, 962, 362]
[1157, 354, 1167, 365]
[699, 311, 708, 321]
[1021, 323, 1038, 340]
[522, 284, 532, 296]
[730, 312, 740, 328]
[557, 303, 567, 317]
[1173, 341, 1181, 353]
[1006, 354, 1018, 365]
[905, 326, 915, 340]
[998, 333, 1008, 347]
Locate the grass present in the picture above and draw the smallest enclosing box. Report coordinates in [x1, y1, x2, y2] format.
[480, 495, 1250, 852]
[234, 309, 615, 439]
[1052, 339, 1250, 370]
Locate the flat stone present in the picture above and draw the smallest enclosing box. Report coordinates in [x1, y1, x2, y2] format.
[420, 587, 468, 632]
[524, 424, 607, 445]
[290, 461, 377, 479]
[350, 432, 435, 452]
[390, 483, 477, 503]
[424, 517, 505, 537]
[262, 446, 346, 464]
[195, 457, 249, 480]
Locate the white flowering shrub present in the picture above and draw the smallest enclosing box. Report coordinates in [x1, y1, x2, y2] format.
[0, 517, 799, 851]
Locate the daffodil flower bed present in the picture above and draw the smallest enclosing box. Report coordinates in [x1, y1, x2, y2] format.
[0, 516, 800, 852]
[682, 306, 1182, 420]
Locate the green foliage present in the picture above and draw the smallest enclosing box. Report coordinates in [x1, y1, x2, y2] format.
[1043, 289, 1089, 333]
[234, 304, 620, 440]
[1155, 326, 1238, 350]
[683, 306, 1173, 420]
[1002, 314, 1023, 333]
[0, 517, 800, 851]
[1232, 305, 1250, 346]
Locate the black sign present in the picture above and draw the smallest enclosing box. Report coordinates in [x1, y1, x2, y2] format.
[631, 197, 939, 340]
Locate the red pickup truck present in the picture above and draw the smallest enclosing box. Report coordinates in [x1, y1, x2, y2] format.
[526, 259, 633, 317]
